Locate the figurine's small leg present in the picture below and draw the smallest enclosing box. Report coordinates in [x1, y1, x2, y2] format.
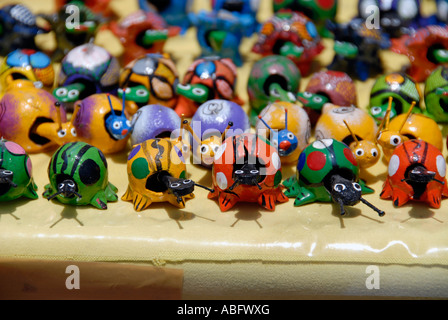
[24, 181, 39, 200]
[380, 180, 393, 200]
[426, 188, 443, 209]
[42, 184, 54, 199]
[293, 188, 317, 207]
[132, 193, 153, 211]
[105, 183, 118, 202]
[218, 192, 238, 212]
[283, 177, 300, 198]
[258, 193, 277, 211]
[359, 179, 374, 194]
[91, 191, 108, 210]
[276, 191, 289, 203]
[390, 188, 411, 207]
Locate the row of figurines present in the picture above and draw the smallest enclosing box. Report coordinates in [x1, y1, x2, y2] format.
[1, 127, 447, 216]
[0, 70, 445, 171]
[3, 0, 448, 83]
[4, 44, 448, 127]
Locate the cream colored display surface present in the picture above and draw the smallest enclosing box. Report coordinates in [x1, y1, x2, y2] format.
[1, 0, 448, 299]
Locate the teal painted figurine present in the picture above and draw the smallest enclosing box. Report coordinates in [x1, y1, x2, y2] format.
[283, 139, 384, 216]
[43, 141, 118, 209]
[0, 139, 38, 202]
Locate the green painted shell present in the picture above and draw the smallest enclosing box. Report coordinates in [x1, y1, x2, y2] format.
[43, 141, 117, 209]
[369, 72, 422, 122]
[0, 139, 38, 202]
[296, 139, 359, 187]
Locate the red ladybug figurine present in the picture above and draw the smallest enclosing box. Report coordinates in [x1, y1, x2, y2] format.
[381, 139, 448, 208]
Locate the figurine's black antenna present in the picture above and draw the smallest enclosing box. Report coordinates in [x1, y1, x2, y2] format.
[360, 197, 385, 217]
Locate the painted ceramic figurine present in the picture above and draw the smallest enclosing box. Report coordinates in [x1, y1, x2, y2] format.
[247, 55, 301, 125]
[390, 25, 448, 82]
[138, 0, 192, 34]
[381, 139, 448, 208]
[70, 94, 131, 154]
[326, 18, 390, 81]
[368, 72, 422, 123]
[189, 9, 248, 66]
[130, 104, 182, 146]
[33, 93, 131, 155]
[255, 101, 311, 165]
[297, 70, 357, 126]
[423, 66, 448, 123]
[252, 11, 324, 76]
[122, 138, 212, 211]
[358, 0, 423, 38]
[211, 0, 260, 37]
[118, 53, 179, 115]
[283, 139, 384, 217]
[0, 139, 38, 202]
[272, 0, 338, 38]
[315, 104, 380, 169]
[376, 99, 444, 162]
[0, 4, 49, 55]
[109, 10, 180, 66]
[0, 80, 67, 154]
[187, 99, 251, 168]
[53, 43, 120, 107]
[0, 49, 55, 95]
[38, 2, 105, 62]
[208, 133, 288, 212]
[43, 141, 118, 209]
[175, 56, 243, 117]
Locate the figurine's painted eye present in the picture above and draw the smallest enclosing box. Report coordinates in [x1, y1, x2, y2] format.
[200, 145, 209, 154]
[68, 90, 79, 98]
[371, 106, 382, 115]
[390, 135, 402, 146]
[113, 121, 121, 130]
[57, 129, 67, 138]
[235, 170, 244, 174]
[334, 183, 346, 192]
[270, 87, 280, 97]
[381, 17, 391, 26]
[355, 148, 364, 156]
[3, 170, 13, 175]
[303, 92, 312, 98]
[313, 96, 323, 103]
[213, 145, 220, 153]
[391, 18, 400, 27]
[371, 148, 378, 158]
[136, 89, 148, 97]
[126, 120, 132, 128]
[287, 132, 295, 140]
[193, 88, 206, 96]
[183, 179, 192, 184]
[170, 182, 181, 188]
[353, 182, 362, 191]
[55, 88, 67, 97]
[67, 181, 75, 188]
[250, 169, 259, 174]
[71, 128, 77, 137]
